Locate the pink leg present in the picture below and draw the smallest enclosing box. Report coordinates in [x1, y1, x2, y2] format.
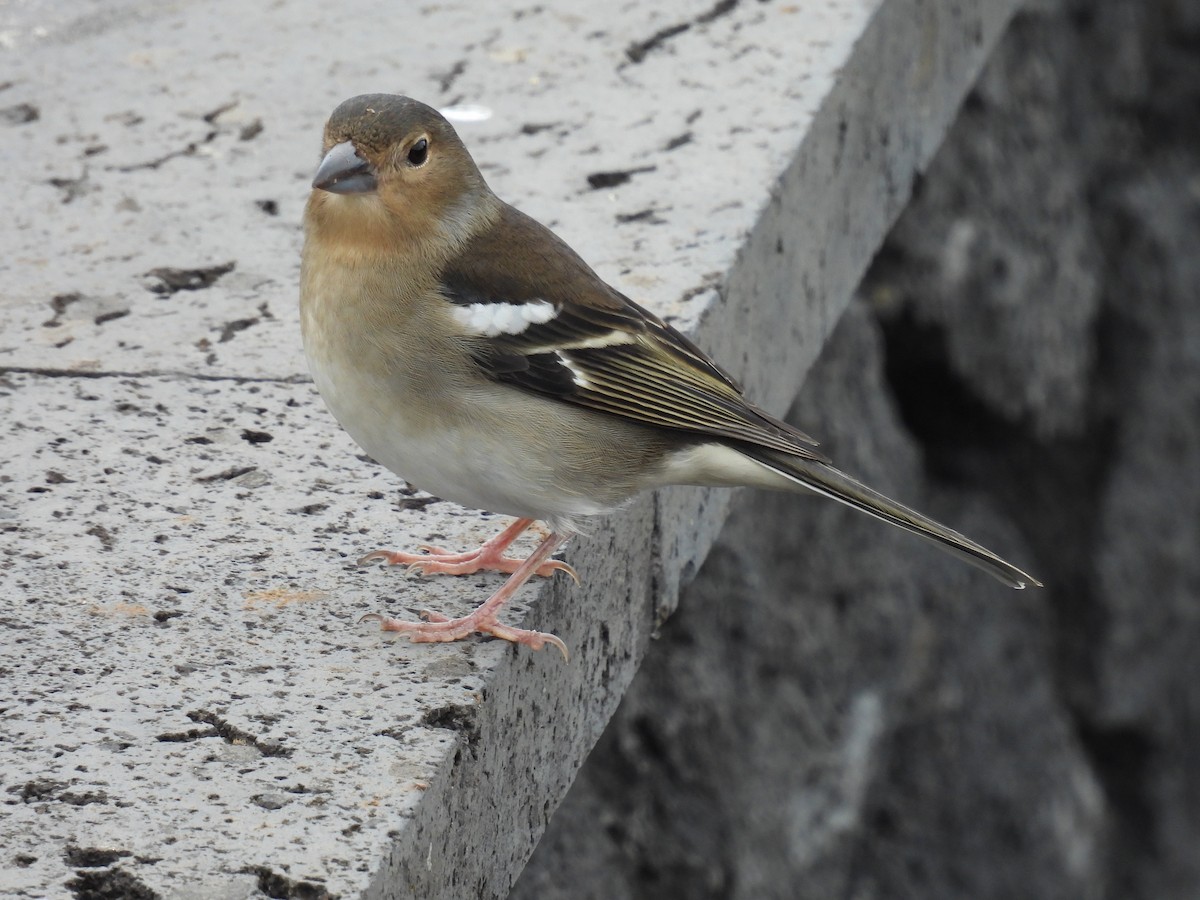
[361, 531, 571, 659]
[358, 517, 578, 582]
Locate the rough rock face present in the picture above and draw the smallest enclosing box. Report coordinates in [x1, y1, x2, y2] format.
[513, 1, 1200, 898]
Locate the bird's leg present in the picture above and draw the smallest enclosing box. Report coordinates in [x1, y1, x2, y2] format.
[358, 517, 578, 582]
[361, 530, 571, 658]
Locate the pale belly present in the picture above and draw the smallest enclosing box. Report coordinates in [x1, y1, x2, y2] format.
[306, 350, 618, 529]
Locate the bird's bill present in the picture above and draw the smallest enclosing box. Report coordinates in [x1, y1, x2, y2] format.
[312, 140, 377, 194]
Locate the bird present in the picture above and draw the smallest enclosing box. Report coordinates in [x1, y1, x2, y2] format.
[300, 93, 1040, 660]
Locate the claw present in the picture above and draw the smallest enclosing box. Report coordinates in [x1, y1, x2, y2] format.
[544, 559, 580, 584]
[484, 621, 569, 660]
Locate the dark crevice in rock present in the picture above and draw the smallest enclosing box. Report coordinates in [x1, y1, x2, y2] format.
[66, 868, 158, 900]
[144, 261, 235, 295]
[1076, 723, 1159, 896]
[64, 847, 131, 868]
[244, 866, 334, 900]
[585, 166, 657, 190]
[875, 293, 1125, 701]
[874, 272, 1162, 893]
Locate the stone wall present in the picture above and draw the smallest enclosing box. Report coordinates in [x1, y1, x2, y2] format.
[514, 1, 1200, 897]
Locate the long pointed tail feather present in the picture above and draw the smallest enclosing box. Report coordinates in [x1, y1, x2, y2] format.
[748, 450, 1041, 589]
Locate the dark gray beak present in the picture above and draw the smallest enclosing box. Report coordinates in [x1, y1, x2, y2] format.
[312, 140, 377, 194]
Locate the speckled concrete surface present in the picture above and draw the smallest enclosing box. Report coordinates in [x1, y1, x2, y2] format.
[0, 0, 1018, 896]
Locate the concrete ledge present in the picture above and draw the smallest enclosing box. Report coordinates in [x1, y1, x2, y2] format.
[1, 0, 1018, 897]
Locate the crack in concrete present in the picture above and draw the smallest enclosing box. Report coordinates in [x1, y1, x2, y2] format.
[0, 365, 312, 385]
[156, 709, 292, 758]
[111, 129, 219, 172]
[624, 0, 739, 64]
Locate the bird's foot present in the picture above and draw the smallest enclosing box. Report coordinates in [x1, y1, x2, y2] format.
[360, 610, 568, 660]
[357, 517, 578, 582]
[359, 525, 573, 660]
[358, 544, 575, 580]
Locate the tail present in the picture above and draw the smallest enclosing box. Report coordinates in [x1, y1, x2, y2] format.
[746, 449, 1041, 589]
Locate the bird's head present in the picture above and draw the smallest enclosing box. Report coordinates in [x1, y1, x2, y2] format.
[306, 94, 496, 258]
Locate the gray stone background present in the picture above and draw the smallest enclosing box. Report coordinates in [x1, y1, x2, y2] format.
[514, 1, 1200, 898]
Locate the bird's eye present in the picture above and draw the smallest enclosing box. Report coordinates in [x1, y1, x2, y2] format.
[407, 138, 429, 167]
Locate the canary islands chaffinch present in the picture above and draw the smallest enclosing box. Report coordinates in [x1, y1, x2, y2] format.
[300, 94, 1040, 659]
